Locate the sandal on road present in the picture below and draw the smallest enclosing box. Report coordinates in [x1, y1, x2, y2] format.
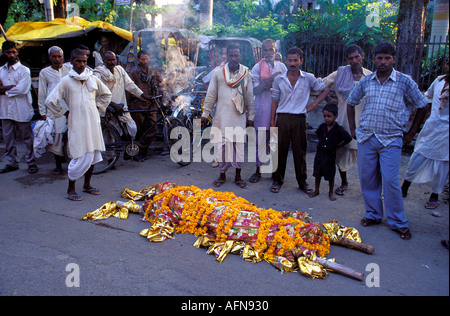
[270, 182, 281, 193]
[361, 217, 381, 227]
[393, 227, 412, 240]
[213, 178, 226, 187]
[0, 165, 19, 174]
[234, 179, 248, 189]
[299, 182, 313, 194]
[28, 164, 38, 174]
[425, 200, 440, 209]
[335, 186, 347, 196]
[65, 194, 83, 201]
[249, 172, 261, 183]
[82, 187, 101, 195]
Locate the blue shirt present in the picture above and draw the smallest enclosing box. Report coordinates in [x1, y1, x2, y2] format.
[347, 69, 428, 146]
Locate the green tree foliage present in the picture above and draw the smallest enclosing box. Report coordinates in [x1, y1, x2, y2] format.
[77, 0, 116, 23]
[199, 0, 286, 41]
[4, 0, 45, 30]
[287, 0, 398, 46]
[201, 15, 287, 41]
[113, 1, 165, 31]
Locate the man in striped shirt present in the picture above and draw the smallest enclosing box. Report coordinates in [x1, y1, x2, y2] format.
[347, 42, 429, 240]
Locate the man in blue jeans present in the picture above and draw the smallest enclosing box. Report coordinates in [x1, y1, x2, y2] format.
[347, 42, 429, 240]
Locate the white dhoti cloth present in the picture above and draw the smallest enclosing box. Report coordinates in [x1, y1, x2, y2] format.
[68, 151, 103, 181]
[218, 141, 245, 173]
[106, 110, 138, 138]
[404, 152, 449, 194]
[119, 112, 137, 138]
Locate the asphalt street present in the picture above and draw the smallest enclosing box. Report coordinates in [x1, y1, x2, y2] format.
[0, 138, 448, 297]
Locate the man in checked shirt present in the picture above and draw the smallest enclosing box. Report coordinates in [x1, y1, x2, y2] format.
[347, 42, 429, 240]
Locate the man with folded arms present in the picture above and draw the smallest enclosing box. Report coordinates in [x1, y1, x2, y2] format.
[0, 41, 38, 174]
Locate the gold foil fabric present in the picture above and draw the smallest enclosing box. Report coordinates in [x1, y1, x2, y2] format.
[193, 235, 216, 248]
[81, 201, 121, 221]
[322, 220, 362, 243]
[265, 255, 297, 273]
[121, 187, 156, 201]
[242, 245, 264, 263]
[297, 256, 328, 279]
[140, 218, 175, 242]
[81, 200, 141, 221]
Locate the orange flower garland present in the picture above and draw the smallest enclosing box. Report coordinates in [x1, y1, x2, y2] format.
[144, 185, 330, 258]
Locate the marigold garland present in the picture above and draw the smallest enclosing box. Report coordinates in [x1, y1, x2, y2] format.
[144, 185, 330, 258]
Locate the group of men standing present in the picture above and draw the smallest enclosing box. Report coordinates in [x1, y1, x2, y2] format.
[0, 38, 448, 240]
[0, 41, 161, 201]
[201, 39, 448, 241]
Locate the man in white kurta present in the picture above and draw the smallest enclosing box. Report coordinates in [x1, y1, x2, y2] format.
[402, 59, 449, 210]
[38, 46, 71, 174]
[201, 45, 255, 189]
[94, 51, 142, 138]
[0, 41, 37, 174]
[249, 39, 286, 183]
[323, 44, 372, 195]
[46, 49, 111, 201]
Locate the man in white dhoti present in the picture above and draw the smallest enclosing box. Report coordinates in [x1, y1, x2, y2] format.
[201, 44, 255, 189]
[249, 39, 286, 183]
[323, 44, 372, 195]
[402, 58, 449, 210]
[46, 49, 112, 201]
[38, 46, 71, 175]
[94, 51, 142, 140]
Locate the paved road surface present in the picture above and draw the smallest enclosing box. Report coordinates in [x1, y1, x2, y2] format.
[0, 140, 448, 297]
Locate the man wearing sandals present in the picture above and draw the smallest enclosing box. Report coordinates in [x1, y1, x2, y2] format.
[402, 57, 449, 212]
[201, 44, 255, 189]
[0, 41, 38, 175]
[323, 44, 372, 196]
[45, 49, 112, 201]
[347, 43, 429, 240]
[269, 47, 329, 194]
[38, 46, 72, 175]
[249, 39, 286, 184]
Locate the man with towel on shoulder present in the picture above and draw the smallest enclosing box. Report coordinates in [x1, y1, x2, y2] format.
[324, 44, 372, 196]
[201, 44, 255, 189]
[45, 48, 112, 201]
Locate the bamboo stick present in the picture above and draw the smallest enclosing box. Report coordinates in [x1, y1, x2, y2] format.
[0, 23, 10, 41]
[316, 257, 365, 281]
[331, 237, 375, 254]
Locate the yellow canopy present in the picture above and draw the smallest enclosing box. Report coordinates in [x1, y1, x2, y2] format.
[0, 16, 132, 46]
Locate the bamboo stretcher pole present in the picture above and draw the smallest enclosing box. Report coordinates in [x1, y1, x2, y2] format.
[331, 237, 375, 254]
[0, 23, 10, 41]
[315, 257, 365, 281]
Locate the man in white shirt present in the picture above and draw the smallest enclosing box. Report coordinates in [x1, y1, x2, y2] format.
[0, 41, 37, 174]
[270, 47, 329, 194]
[38, 46, 72, 175]
[94, 51, 142, 142]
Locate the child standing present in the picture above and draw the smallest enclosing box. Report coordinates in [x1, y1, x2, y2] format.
[309, 103, 352, 200]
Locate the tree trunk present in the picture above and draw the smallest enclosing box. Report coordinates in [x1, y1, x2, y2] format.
[396, 0, 430, 82]
[149, 0, 156, 28]
[0, 0, 11, 26]
[54, 0, 68, 19]
[199, 0, 213, 28]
